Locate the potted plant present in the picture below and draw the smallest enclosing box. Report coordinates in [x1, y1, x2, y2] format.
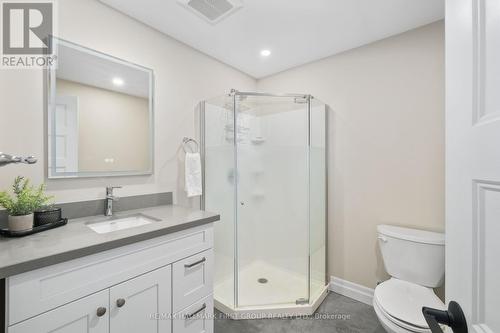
[0, 176, 53, 231]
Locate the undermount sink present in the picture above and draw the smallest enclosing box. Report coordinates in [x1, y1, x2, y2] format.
[86, 214, 160, 234]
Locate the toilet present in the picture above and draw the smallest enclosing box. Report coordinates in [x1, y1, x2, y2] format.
[374, 225, 446, 333]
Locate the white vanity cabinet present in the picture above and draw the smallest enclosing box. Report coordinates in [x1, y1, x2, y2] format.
[5, 224, 214, 333]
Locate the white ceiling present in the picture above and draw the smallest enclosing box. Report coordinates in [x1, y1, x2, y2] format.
[57, 41, 151, 98]
[99, 0, 444, 79]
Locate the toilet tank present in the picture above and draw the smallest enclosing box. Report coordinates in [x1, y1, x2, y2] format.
[377, 225, 445, 288]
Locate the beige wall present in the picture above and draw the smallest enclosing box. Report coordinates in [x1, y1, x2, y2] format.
[0, 0, 256, 204]
[56, 79, 150, 172]
[257, 21, 445, 289]
[0, 1, 444, 291]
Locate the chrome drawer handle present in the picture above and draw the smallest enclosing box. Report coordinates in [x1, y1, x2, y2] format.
[184, 257, 206, 268]
[184, 303, 206, 319]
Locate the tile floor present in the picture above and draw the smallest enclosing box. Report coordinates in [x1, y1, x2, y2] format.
[215, 292, 385, 333]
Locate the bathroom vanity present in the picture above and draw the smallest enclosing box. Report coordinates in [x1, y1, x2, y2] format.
[0, 36, 220, 332]
[0, 205, 219, 333]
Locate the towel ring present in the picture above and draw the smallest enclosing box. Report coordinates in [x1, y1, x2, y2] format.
[182, 137, 199, 153]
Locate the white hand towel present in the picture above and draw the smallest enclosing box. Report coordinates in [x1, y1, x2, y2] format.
[185, 152, 203, 197]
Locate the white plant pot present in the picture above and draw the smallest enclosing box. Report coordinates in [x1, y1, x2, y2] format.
[8, 213, 34, 231]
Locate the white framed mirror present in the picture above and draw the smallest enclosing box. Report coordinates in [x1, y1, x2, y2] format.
[47, 38, 154, 179]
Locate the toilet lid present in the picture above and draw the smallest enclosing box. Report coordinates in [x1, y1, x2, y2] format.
[374, 298, 430, 333]
[374, 278, 445, 329]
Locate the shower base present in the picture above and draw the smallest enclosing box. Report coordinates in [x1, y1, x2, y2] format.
[214, 260, 329, 319]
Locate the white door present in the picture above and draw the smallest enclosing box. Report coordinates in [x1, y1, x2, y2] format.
[109, 265, 172, 333]
[446, 1, 500, 333]
[8, 290, 108, 333]
[48, 95, 79, 173]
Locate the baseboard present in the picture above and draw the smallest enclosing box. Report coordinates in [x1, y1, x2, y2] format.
[329, 276, 374, 306]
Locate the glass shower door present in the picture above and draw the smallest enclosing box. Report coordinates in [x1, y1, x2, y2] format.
[203, 96, 236, 309]
[309, 99, 327, 301]
[235, 94, 310, 308]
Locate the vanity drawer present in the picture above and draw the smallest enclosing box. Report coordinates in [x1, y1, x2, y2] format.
[6, 224, 213, 326]
[172, 249, 213, 313]
[173, 295, 214, 333]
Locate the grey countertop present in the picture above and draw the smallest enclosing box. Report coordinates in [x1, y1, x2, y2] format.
[0, 205, 219, 279]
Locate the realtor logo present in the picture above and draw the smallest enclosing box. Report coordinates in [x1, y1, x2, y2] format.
[1, 1, 56, 68]
[2, 2, 52, 54]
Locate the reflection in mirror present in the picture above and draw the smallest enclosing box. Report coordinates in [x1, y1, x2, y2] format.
[47, 38, 154, 178]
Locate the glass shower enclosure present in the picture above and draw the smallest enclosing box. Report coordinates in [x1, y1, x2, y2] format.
[201, 90, 327, 318]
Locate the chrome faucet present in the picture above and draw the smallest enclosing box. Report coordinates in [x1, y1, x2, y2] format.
[105, 186, 122, 216]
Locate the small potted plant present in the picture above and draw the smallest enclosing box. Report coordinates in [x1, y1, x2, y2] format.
[0, 176, 53, 231]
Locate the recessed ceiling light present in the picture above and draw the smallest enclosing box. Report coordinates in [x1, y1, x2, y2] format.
[112, 77, 124, 86]
[260, 49, 271, 57]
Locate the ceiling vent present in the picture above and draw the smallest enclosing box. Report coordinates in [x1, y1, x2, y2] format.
[177, 0, 243, 24]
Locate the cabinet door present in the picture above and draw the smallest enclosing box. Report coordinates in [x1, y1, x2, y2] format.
[8, 290, 108, 333]
[110, 265, 172, 333]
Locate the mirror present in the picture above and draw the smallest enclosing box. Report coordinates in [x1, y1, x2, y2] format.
[47, 38, 154, 178]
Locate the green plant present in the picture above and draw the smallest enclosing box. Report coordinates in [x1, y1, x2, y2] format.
[0, 176, 53, 216]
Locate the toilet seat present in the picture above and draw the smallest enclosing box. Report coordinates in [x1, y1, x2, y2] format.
[374, 278, 445, 332]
